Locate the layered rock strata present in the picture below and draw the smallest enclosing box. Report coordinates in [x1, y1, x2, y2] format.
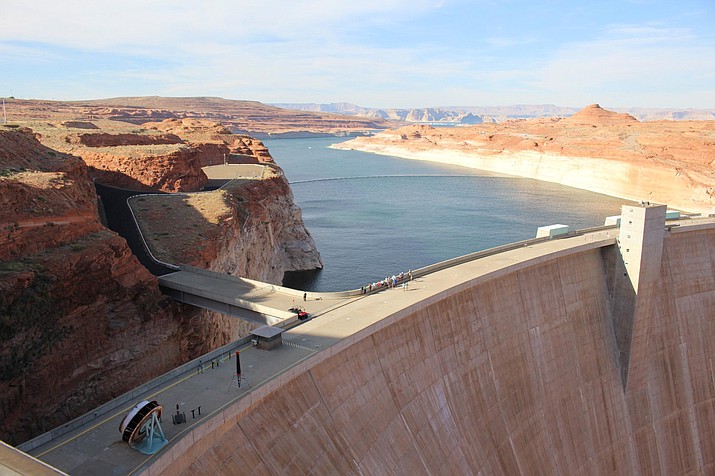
[0, 127, 181, 444]
[0, 120, 322, 444]
[131, 165, 323, 351]
[25, 118, 276, 193]
[3, 97, 390, 136]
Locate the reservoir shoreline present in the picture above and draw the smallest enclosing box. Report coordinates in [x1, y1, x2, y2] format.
[331, 140, 713, 214]
[265, 137, 626, 292]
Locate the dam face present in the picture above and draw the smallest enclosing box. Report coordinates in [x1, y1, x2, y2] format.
[153, 222, 715, 475]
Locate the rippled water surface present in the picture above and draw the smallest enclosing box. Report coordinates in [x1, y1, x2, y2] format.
[264, 137, 625, 291]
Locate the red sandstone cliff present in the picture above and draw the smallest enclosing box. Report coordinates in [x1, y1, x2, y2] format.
[27, 118, 277, 192]
[143, 118, 274, 164]
[0, 127, 182, 444]
[131, 163, 323, 353]
[0, 118, 322, 444]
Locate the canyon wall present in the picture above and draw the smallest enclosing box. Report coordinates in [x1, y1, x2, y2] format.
[131, 167, 323, 353]
[0, 127, 183, 445]
[159, 224, 715, 475]
[192, 175, 322, 351]
[0, 122, 322, 444]
[340, 143, 713, 214]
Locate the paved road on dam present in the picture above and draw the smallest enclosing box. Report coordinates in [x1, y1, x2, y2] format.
[26, 226, 622, 475]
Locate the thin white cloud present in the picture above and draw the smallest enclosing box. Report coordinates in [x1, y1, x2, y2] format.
[483, 36, 536, 48]
[0, 42, 66, 63]
[1, 2, 713, 108]
[0, 1, 443, 51]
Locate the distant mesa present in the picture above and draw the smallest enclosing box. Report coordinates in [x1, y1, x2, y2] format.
[60, 120, 99, 129]
[273, 101, 713, 123]
[565, 103, 639, 125]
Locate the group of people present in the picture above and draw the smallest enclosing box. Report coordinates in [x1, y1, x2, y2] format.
[197, 358, 221, 374]
[361, 270, 413, 294]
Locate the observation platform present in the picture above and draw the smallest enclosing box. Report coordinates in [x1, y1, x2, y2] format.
[158, 265, 348, 326]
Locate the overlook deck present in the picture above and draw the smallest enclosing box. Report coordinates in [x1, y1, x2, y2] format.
[158, 266, 350, 326]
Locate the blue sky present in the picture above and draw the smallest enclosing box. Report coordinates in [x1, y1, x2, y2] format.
[0, 0, 713, 109]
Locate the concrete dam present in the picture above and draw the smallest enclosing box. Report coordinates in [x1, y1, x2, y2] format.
[141, 204, 715, 475]
[11, 204, 715, 475]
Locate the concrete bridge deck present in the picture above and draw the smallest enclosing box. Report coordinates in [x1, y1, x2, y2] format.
[158, 266, 348, 326]
[23, 226, 622, 475]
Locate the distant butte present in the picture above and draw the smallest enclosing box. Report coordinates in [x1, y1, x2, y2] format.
[563, 103, 639, 125]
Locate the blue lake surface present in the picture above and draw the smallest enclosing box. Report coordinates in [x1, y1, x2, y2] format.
[264, 137, 625, 292]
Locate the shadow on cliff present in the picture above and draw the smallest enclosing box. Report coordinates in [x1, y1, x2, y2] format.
[90, 168, 163, 193]
[95, 182, 176, 276]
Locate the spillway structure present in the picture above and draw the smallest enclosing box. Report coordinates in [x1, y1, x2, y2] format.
[9, 202, 715, 475]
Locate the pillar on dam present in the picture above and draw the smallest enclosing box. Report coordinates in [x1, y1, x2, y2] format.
[612, 203, 666, 389]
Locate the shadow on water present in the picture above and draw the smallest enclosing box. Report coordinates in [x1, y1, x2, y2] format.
[283, 268, 324, 291]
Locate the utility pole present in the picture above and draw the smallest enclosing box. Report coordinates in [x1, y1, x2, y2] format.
[2, 98, 6, 124]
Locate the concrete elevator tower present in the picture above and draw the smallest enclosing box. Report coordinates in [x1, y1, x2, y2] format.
[611, 203, 667, 389]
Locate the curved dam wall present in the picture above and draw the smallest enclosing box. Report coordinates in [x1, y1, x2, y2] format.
[150, 224, 715, 475]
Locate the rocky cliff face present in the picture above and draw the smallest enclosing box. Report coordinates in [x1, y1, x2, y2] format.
[131, 164, 323, 354]
[0, 119, 322, 444]
[24, 118, 279, 193]
[0, 127, 183, 445]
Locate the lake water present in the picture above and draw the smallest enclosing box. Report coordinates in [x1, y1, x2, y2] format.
[264, 137, 625, 292]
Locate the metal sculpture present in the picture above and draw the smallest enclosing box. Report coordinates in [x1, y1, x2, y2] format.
[119, 400, 168, 454]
